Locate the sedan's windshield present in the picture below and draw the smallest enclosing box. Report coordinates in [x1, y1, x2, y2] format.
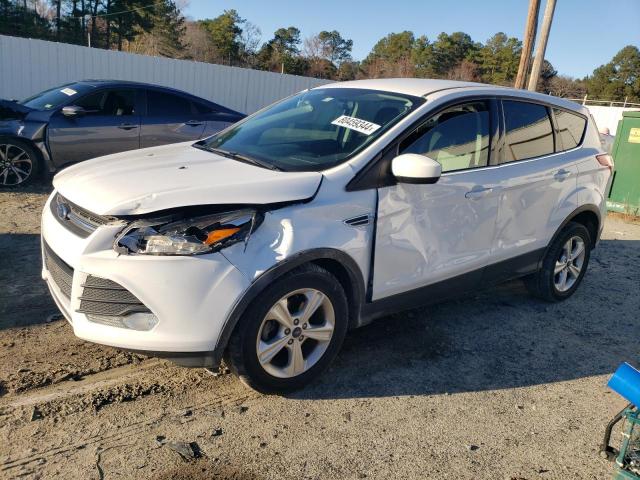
[20, 83, 90, 111]
[200, 88, 424, 172]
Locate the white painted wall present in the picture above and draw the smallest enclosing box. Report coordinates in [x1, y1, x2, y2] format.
[585, 105, 640, 135]
[0, 35, 331, 114]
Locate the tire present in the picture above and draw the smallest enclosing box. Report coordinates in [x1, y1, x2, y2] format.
[225, 264, 349, 394]
[525, 221, 592, 302]
[0, 137, 42, 187]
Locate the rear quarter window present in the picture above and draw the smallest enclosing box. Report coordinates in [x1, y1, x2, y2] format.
[502, 100, 554, 162]
[553, 108, 586, 151]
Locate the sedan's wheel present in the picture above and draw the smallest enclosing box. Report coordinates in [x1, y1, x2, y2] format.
[226, 264, 348, 394]
[0, 139, 40, 187]
[525, 221, 592, 302]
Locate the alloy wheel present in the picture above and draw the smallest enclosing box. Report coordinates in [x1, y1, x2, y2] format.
[554, 235, 586, 292]
[256, 288, 335, 379]
[0, 143, 33, 186]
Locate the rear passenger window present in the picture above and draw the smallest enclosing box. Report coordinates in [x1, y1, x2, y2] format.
[147, 91, 191, 116]
[553, 108, 586, 151]
[502, 100, 554, 162]
[400, 101, 490, 173]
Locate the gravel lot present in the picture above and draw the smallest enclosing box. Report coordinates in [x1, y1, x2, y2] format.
[0, 186, 639, 480]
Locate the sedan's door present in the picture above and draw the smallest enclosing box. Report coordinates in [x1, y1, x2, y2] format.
[140, 90, 206, 148]
[47, 88, 141, 166]
[372, 100, 501, 301]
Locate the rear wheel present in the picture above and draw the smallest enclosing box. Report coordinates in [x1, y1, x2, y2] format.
[0, 138, 41, 187]
[225, 264, 348, 394]
[526, 222, 591, 302]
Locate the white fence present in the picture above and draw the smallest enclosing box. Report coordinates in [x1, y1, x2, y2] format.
[584, 105, 640, 136]
[0, 35, 331, 114]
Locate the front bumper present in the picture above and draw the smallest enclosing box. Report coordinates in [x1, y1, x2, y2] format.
[41, 192, 250, 357]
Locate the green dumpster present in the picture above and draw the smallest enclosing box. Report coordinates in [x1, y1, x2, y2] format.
[607, 111, 640, 216]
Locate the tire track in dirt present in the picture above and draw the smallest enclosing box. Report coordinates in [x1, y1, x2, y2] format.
[1, 359, 163, 408]
[1, 374, 261, 473]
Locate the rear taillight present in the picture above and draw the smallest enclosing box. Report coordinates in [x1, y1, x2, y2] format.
[596, 154, 614, 172]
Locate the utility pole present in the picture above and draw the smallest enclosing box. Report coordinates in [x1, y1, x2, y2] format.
[514, 0, 540, 89]
[528, 0, 557, 91]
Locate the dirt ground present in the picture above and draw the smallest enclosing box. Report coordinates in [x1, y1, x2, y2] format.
[0, 186, 639, 480]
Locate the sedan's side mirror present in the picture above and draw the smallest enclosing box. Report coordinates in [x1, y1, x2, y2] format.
[62, 105, 86, 117]
[391, 153, 442, 184]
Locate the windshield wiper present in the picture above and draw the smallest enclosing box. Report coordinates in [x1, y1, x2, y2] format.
[194, 143, 282, 171]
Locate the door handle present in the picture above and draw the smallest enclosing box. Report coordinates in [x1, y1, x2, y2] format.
[465, 187, 493, 199]
[118, 123, 138, 130]
[185, 120, 204, 126]
[554, 169, 571, 181]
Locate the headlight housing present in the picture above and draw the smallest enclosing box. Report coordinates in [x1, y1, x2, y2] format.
[114, 209, 260, 256]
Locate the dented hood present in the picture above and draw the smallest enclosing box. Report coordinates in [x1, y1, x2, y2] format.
[0, 99, 33, 120]
[53, 142, 322, 216]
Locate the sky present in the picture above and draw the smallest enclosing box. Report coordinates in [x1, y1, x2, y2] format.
[183, 0, 640, 78]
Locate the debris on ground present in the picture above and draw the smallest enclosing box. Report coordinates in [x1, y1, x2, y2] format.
[166, 441, 202, 461]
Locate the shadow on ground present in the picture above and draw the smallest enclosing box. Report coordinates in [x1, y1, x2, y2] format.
[0, 233, 55, 329]
[296, 238, 640, 399]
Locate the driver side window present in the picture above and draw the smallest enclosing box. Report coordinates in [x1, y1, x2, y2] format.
[75, 89, 136, 116]
[400, 101, 490, 173]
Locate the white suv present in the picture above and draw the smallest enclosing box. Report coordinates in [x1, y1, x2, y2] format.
[41, 79, 613, 393]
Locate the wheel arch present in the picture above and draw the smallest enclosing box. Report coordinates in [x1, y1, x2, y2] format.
[212, 248, 366, 365]
[546, 205, 601, 262]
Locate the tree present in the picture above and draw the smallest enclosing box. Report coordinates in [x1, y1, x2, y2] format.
[477, 32, 521, 84]
[545, 75, 587, 98]
[447, 60, 480, 81]
[0, 0, 53, 40]
[238, 21, 261, 67]
[316, 30, 352, 65]
[257, 26, 302, 73]
[585, 46, 640, 102]
[362, 31, 416, 77]
[336, 60, 361, 80]
[199, 9, 244, 65]
[271, 26, 301, 55]
[302, 30, 351, 79]
[430, 32, 479, 77]
[411, 35, 433, 77]
[125, 0, 186, 57]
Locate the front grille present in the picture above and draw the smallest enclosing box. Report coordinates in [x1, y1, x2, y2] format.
[51, 193, 110, 238]
[78, 275, 150, 317]
[42, 241, 73, 299]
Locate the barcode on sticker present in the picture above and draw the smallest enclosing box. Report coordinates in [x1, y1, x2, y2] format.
[331, 115, 381, 135]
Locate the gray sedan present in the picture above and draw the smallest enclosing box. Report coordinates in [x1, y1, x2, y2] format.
[0, 80, 245, 187]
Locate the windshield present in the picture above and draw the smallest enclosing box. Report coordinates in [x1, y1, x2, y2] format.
[20, 83, 89, 111]
[200, 88, 424, 172]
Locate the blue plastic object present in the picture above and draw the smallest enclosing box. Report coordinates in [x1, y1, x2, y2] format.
[609, 363, 640, 407]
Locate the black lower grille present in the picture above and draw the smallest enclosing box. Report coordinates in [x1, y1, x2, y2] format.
[43, 241, 73, 299]
[78, 275, 150, 317]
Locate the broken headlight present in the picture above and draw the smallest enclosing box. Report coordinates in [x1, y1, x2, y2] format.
[114, 210, 260, 256]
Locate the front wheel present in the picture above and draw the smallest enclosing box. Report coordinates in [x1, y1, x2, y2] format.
[225, 264, 348, 394]
[526, 221, 592, 302]
[0, 138, 41, 187]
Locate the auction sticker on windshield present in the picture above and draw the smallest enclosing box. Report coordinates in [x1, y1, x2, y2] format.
[60, 88, 77, 96]
[331, 115, 381, 135]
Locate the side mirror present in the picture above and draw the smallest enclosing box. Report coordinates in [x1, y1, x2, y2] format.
[62, 105, 86, 117]
[391, 153, 441, 184]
